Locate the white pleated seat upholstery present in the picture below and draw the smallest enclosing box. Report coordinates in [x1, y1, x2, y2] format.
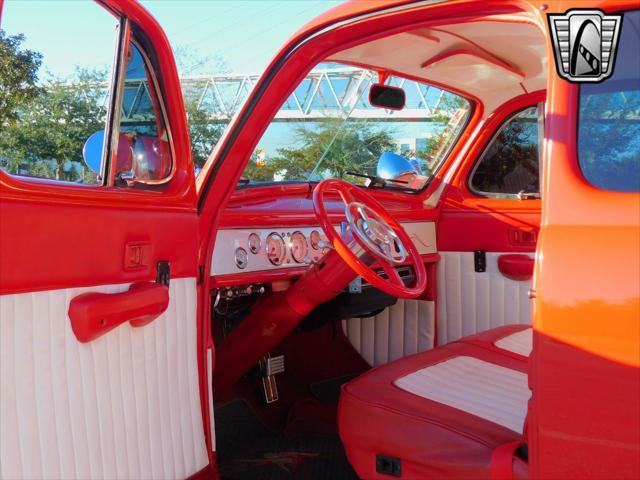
[494, 328, 533, 357]
[394, 355, 530, 433]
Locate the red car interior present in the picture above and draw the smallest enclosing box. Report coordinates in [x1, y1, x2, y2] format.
[2, 0, 638, 479]
[339, 326, 531, 479]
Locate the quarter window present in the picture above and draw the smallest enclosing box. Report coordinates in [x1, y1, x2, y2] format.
[578, 10, 640, 192]
[112, 42, 173, 186]
[470, 106, 540, 197]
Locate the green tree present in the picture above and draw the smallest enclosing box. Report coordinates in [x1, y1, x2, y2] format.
[0, 68, 108, 181]
[255, 118, 396, 183]
[184, 98, 225, 168]
[173, 46, 229, 168]
[0, 30, 42, 132]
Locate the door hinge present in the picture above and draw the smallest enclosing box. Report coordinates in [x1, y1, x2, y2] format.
[156, 261, 170, 286]
[474, 250, 486, 273]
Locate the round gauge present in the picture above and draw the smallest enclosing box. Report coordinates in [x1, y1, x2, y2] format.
[310, 230, 322, 250]
[234, 247, 248, 269]
[290, 231, 308, 263]
[266, 233, 286, 266]
[248, 232, 261, 254]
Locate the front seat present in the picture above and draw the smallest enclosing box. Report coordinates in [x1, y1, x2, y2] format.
[338, 325, 531, 479]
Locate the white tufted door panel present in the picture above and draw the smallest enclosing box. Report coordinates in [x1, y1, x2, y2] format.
[436, 252, 533, 345]
[0, 278, 208, 480]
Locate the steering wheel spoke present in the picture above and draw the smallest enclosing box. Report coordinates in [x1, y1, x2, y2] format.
[313, 178, 427, 299]
[380, 262, 404, 287]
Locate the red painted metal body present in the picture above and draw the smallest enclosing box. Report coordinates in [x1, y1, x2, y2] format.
[1, 0, 638, 478]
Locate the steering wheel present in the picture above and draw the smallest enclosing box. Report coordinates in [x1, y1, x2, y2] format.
[313, 179, 427, 298]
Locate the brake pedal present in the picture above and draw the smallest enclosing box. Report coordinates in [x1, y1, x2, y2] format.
[260, 354, 285, 404]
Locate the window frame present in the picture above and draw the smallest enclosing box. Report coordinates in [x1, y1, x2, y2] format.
[575, 9, 639, 194]
[108, 36, 176, 187]
[467, 104, 542, 199]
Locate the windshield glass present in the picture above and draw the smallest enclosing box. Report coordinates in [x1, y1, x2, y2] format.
[241, 63, 471, 191]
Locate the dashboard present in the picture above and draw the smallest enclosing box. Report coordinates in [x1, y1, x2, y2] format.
[211, 221, 437, 276]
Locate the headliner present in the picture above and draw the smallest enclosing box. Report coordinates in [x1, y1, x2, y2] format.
[328, 12, 547, 115]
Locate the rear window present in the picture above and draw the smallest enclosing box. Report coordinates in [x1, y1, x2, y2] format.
[578, 10, 640, 192]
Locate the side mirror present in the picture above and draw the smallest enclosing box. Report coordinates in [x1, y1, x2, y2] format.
[376, 152, 418, 181]
[369, 84, 405, 110]
[82, 130, 105, 173]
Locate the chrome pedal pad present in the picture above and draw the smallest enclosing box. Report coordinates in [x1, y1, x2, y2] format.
[260, 354, 285, 404]
[264, 354, 285, 376]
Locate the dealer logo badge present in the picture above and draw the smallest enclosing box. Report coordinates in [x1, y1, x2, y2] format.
[548, 9, 622, 83]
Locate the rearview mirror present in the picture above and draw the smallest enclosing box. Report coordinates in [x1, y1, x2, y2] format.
[369, 84, 405, 110]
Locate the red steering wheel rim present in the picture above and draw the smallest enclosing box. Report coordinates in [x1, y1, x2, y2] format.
[313, 179, 427, 299]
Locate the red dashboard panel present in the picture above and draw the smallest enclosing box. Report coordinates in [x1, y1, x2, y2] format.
[219, 185, 439, 228]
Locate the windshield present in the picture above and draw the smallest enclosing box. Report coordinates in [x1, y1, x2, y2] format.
[241, 63, 471, 191]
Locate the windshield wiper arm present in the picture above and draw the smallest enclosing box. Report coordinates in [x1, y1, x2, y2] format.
[346, 171, 409, 188]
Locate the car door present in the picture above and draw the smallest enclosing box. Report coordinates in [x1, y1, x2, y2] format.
[435, 91, 544, 344]
[531, 6, 640, 479]
[0, 2, 210, 478]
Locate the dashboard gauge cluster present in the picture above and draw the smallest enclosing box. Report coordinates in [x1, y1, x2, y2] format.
[257, 230, 327, 268]
[216, 228, 332, 272]
[211, 222, 436, 276]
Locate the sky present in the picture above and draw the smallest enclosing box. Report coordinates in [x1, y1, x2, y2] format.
[0, 0, 453, 160]
[0, 0, 342, 78]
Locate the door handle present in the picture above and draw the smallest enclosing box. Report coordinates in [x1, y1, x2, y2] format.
[498, 254, 534, 281]
[69, 282, 169, 343]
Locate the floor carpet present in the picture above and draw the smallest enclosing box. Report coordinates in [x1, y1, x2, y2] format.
[215, 400, 358, 480]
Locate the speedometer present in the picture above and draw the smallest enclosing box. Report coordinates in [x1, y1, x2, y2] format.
[266, 233, 286, 266]
[290, 231, 308, 263]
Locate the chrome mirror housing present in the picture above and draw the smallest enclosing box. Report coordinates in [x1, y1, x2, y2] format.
[376, 151, 421, 181]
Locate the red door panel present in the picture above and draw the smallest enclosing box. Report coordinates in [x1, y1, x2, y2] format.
[0, 196, 198, 295]
[0, 1, 212, 478]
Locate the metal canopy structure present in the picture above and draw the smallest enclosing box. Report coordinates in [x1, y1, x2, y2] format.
[120, 67, 461, 124]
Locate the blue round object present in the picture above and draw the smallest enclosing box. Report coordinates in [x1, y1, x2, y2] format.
[83, 130, 105, 173]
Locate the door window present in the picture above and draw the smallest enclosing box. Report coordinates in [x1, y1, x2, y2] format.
[469, 106, 540, 198]
[0, 3, 173, 188]
[0, 1, 118, 184]
[578, 10, 640, 192]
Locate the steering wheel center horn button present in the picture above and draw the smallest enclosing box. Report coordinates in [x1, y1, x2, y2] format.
[346, 202, 407, 265]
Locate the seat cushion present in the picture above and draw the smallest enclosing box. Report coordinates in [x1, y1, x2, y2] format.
[338, 327, 530, 479]
[460, 324, 532, 359]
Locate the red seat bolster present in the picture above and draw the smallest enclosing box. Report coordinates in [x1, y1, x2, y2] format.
[339, 342, 528, 479]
